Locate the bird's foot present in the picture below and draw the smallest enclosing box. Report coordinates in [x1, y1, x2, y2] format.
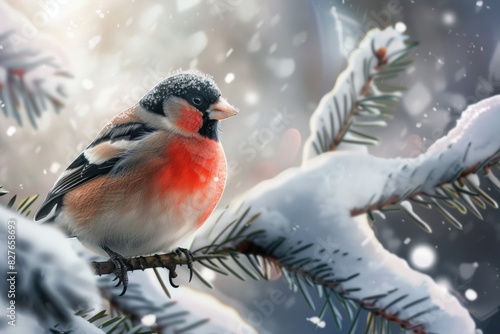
[138, 256, 148, 271]
[102, 246, 130, 296]
[175, 247, 195, 283]
[162, 248, 195, 288]
[154, 253, 179, 288]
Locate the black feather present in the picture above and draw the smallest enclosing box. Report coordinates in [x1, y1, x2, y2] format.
[89, 123, 156, 147]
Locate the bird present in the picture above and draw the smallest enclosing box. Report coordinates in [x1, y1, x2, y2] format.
[34, 70, 238, 295]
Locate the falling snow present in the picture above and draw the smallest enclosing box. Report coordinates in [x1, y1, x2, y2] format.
[50, 162, 61, 174]
[410, 245, 436, 270]
[6, 126, 16, 136]
[465, 289, 478, 301]
[224, 73, 235, 84]
[245, 91, 259, 105]
[306, 316, 326, 328]
[140, 314, 157, 326]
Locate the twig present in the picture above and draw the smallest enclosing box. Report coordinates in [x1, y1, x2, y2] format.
[328, 47, 389, 152]
[90, 253, 223, 276]
[350, 158, 500, 216]
[232, 241, 427, 334]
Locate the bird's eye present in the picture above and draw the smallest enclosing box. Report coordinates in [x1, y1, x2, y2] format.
[192, 97, 203, 106]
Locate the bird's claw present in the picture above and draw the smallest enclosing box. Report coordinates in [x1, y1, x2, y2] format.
[175, 247, 195, 283]
[164, 248, 195, 288]
[103, 246, 130, 296]
[168, 269, 179, 288]
[138, 256, 147, 271]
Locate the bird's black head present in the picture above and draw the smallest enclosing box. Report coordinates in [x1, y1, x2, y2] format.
[139, 71, 237, 140]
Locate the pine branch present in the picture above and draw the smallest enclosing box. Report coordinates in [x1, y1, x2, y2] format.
[303, 26, 417, 161]
[328, 48, 386, 152]
[0, 2, 72, 128]
[0, 185, 39, 219]
[351, 159, 500, 232]
[228, 241, 428, 333]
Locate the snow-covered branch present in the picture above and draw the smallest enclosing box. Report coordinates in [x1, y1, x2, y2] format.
[303, 26, 416, 160]
[192, 94, 500, 334]
[0, 207, 98, 331]
[349, 95, 500, 231]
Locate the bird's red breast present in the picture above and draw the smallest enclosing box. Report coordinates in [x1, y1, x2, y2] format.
[154, 136, 227, 227]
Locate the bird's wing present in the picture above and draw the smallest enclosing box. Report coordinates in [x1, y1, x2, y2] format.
[34, 122, 157, 222]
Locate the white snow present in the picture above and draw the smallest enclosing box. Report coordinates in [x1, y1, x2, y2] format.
[141, 314, 157, 326]
[200, 267, 217, 282]
[306, 316, 326, 328]
[442, 11, 456, 26]
[225, 72, 235, 84]
[245, 91, 259, 105]
[0, 207, 99, 326]
[395, 22, 407, 32]
[265, 57, 295, 78]
[6, 126, 16, 136]
[195, 93, 500, 334]
[410, 244, 437, 270]
[50, 161, 61, 174]
[465, 289, 478, 301]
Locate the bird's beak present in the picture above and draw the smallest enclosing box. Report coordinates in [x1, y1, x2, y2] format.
[208, 97, 238, 120]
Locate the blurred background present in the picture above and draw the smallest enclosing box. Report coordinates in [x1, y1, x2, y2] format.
[1, 0, 500, 332]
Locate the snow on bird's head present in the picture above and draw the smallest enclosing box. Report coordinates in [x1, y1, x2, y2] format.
[139, 70, 222, 115]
